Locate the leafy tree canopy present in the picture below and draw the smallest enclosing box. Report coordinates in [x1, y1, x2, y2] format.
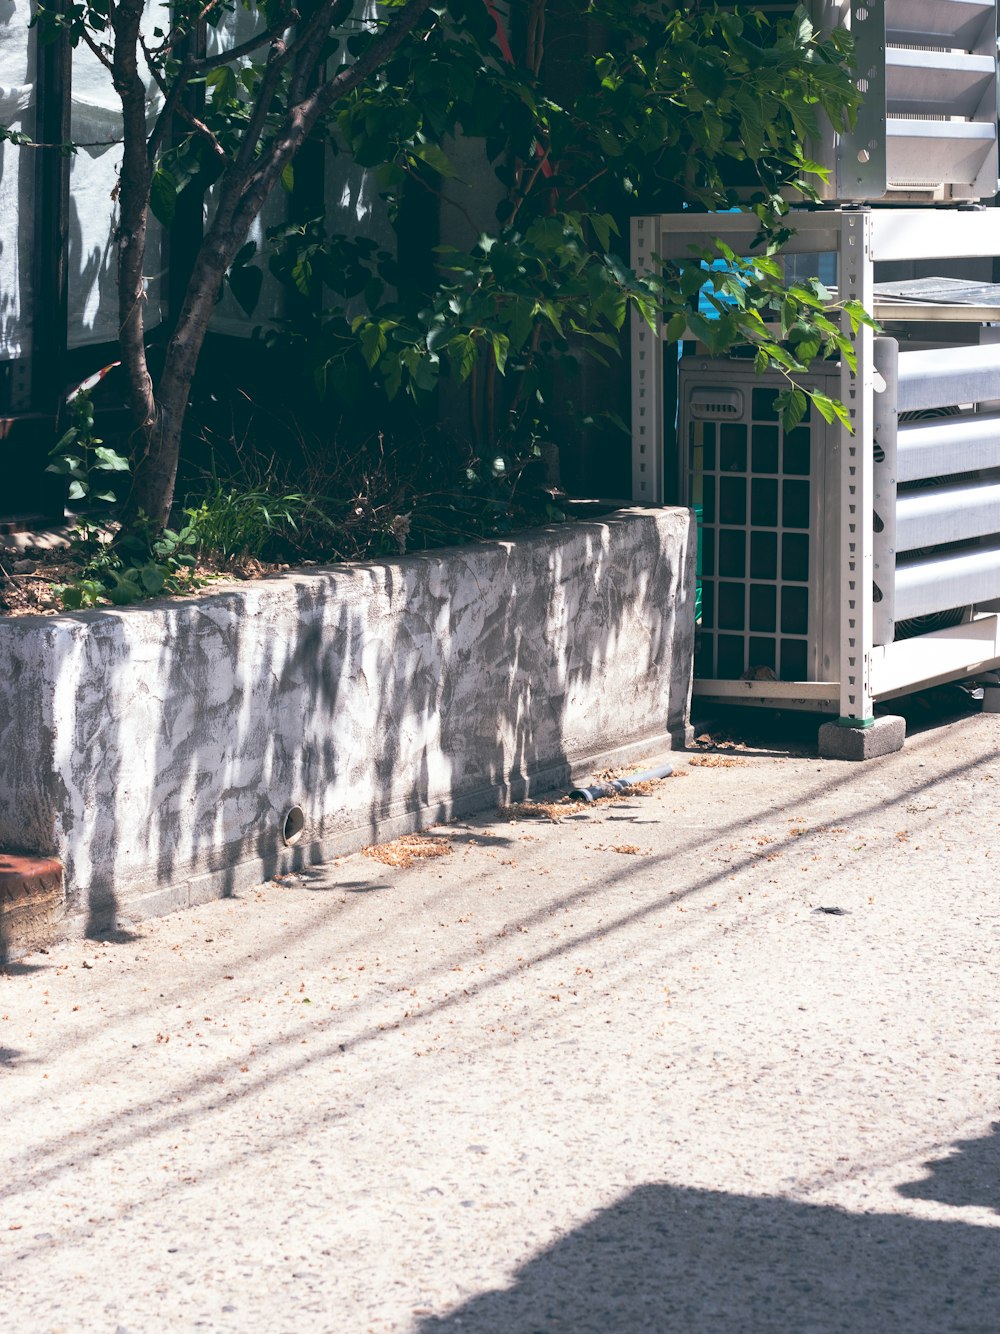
[6, 1, 869, 528]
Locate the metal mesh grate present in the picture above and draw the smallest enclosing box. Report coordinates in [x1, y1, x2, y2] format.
[691, 387, 814, 683]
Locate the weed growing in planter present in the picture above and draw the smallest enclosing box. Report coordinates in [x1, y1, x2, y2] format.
[56, 518, 203, 610]
[183, 485, 316, 561]
[47, 385, 131, 509]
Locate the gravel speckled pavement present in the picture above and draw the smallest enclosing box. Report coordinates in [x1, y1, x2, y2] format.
[2, 710, 1000, 1333]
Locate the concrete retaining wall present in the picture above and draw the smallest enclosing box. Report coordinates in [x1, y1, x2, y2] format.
[0, 507, 695, 945]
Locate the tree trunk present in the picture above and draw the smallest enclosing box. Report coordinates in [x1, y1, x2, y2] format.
[120, 218, 241, 529]
[111, 1, 157, 470]
[120, 0, 438, 531]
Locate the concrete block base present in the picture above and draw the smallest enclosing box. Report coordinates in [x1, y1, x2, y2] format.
[818, 715, 906, 761]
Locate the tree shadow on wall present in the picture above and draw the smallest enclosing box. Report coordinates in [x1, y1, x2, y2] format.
[71, 512, 693, 934]
[418, 1177, 1000, 1333]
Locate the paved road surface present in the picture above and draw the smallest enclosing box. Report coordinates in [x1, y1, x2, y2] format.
[2, 709, 999, 1332]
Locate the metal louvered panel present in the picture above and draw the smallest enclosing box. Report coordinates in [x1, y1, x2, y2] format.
[873, 337, 1000, 644]
[812, 0, 999, 202]
[885, 50, 995, 118]
[886, 121, 996, 192]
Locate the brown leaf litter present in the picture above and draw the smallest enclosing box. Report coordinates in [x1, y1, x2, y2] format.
[687, 755, 749, 769]
[362, 834, 453, 868]
[499, 769, 675, 823]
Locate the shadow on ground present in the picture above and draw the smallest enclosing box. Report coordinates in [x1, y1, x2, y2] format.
[899, 1121, 1000, 1216]
[418, 1178, 999, 1333]
[691, 683, 984, 760]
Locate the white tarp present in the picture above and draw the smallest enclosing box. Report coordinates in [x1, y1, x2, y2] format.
[0, 1, 392, 363]
[207, 4, 289, 336]
[68, 3, 163, 348]
[0, 0, 36, 360]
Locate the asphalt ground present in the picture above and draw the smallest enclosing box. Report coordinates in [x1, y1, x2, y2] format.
[2, 700, 999, 1332]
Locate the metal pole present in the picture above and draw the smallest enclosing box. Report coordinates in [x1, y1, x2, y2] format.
[630, 215, 664, 505]
[837, 208, 876, 725]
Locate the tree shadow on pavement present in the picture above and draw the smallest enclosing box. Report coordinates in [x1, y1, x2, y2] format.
[417, 1181, 999, 1333]
[899, 1121, 1000, 1216]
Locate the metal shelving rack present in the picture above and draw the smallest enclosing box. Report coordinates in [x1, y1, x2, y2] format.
[631, 207, 1000, 725]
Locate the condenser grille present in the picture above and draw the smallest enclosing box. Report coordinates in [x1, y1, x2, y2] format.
[692, 387, 814, 682]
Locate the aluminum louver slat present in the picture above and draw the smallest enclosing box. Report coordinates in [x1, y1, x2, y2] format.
[896, 480, 1000, 552]
[886, 121, 996, 190]
[894, 343, 1000, 413]
[886, 50, 995, 118]
[895, 543, 1000, 622]
[885, 0, 995, 52]
[896, 413, 1000, 483]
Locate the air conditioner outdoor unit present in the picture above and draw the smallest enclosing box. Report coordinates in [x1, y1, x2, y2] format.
[808, 0, 999, 202]
[678, 337, 1000, 710]
[679, 358, 842, 701]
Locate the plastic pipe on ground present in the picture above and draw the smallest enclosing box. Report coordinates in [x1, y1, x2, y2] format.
[569, 763, 674, 804]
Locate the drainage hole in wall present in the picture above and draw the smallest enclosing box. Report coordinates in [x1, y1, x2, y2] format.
[282, 806, 305, 846]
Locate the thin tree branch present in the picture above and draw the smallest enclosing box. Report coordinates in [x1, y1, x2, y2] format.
[231, 35, 290, 177]
[10, 137, 125, 150]
[147, 52, 195, 162]
[79, 25, 115, 74]
[232, 0, 435, 234]
[508, 147, 551, 222]
[173, 102, 229, 160]
[143, 43, 227, 161]
[195, 18, 299, 72]
[288, 0, 356, 105]
[402, 161, 479, 235]
[144, 0, 227, 58]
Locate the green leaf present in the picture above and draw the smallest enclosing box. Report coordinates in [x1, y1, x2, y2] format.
[107, 577, 143, 606]
[93, 446, 130, 472]
[590, 213, 617, 251]
[150, 169, 177, 227]
[490, 331, 510, 374]
[791, 336, 821, 367]
[359, 322, 388, 370]
[691, 54, 727, 100]
[227, 265, 263, 318]
[777, 387, 808, 432]
[412, 142, 459, 179]
[447, 333, 478, 382]
[234, 240, 258, 268]
[138, 564, 166, 594]
[811, 390, 852, 432]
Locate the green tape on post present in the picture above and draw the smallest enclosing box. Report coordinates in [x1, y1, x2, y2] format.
[836, 716, 875, 729]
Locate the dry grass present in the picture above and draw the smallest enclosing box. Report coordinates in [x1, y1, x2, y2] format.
[362, 834, 453, 868]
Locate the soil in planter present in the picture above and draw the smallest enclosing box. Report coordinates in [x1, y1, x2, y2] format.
[0, 541, 291, 617]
